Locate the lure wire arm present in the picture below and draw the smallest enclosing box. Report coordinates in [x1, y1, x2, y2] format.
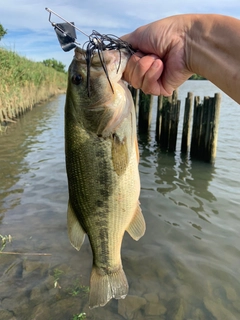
[46, 7, 89, 39]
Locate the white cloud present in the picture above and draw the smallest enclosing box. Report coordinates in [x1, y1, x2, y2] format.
[1, 0, 240, 68]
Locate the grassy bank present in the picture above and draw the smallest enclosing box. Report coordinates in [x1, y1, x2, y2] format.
[0, 48, 67, 123]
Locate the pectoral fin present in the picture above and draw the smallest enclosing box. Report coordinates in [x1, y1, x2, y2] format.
[126, 203, 146, 241]
[67, 201, 85, 251]
[111, 134, 129, 176]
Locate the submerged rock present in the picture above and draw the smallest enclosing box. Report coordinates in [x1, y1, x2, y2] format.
[1, 298, 15, 310]
[166, 297, 186, 320]
[0, 309, 16, 320]
[118, 295, 147, 320]
[31, 296, 80, 320]
[144, 302, 166, 316]
[232, 301, 240, 312]
[2, 260, 23, 278]
[88, 307, 123, 320]
[191, 307, 208, 320]
[225, 286, 238, 302]
[203, 297, 237, 320]
[143, 292, 159, 304]
[22, 260, 49, 277]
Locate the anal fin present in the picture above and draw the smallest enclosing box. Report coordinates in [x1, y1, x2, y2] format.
[67, 201, 85, 251]
[126, 202, 146, 241]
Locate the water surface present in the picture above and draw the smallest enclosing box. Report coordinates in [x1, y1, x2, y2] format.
[0, 82, 240, 320]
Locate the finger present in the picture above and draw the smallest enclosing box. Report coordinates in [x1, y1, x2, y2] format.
[127, 54, 160, 89]
[122, 53, 142, 84]
[141, 59, 164, 95]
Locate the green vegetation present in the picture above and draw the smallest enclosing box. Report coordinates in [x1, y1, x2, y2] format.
[43, 58, 66, 73]
[68, 280, 90, 298]
[189, 74, 206, 80]
[52, 268, 90, 298]
[72, 313, 86, 320]
[0, 48, 67, 123]
[0, 23, 7, 41]
[53, 268, 64, 289]
[0, 234, 12, 251]
[51, 268, 89, 319]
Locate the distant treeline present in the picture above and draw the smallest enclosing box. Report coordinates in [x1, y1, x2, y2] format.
[42, 58, 66, 73]
[0, 23, 7, 41]
[0, 48, 67, 123]
[189, 74, 206, 80]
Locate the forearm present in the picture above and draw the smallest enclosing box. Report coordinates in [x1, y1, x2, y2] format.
[186, 15, 240, 103]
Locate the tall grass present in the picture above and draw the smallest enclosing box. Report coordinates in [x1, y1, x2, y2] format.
[0, 48, 67, 123]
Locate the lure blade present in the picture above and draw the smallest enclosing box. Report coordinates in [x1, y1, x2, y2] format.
[54, 22, 77, 52]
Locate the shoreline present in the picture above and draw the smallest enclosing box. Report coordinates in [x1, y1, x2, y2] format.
[0, 48, 67, 126]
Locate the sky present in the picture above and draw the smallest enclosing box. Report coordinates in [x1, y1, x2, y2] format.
[1, 1, 240, 70]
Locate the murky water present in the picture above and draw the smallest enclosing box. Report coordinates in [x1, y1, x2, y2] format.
[0, 81, 240, 320]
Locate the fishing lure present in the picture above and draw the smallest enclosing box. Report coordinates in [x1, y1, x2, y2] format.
[45, 8, 135, 95]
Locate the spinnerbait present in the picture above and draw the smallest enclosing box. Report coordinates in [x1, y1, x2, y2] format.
[45, 8, 135, 95]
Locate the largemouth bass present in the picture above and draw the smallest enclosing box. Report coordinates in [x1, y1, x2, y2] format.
[65, 46, 146, 308]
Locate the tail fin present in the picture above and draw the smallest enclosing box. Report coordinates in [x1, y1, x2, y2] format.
[89, 265, 129, 308]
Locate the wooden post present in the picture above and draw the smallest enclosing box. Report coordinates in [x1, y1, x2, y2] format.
[138, 90, 153, 134]
[155, 95, 163, 141]
[159, 90, 180, 151]
[204, 93, 221, 163]
[190, 96, 202, 158]
[130, 87, 139, 109]
[190, 93, 221, 162]
[199, 96, 210, 158]
[168, 91, 180, 152]
[181, 92, 193, 153]
[159, 95, 171, 149]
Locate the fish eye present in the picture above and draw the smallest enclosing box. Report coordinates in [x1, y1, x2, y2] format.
[72, 74, 83, 85]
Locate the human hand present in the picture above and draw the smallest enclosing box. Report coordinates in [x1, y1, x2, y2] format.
[121, 15, 194, 96]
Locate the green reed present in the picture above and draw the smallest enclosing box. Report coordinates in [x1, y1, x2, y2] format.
[0, 48, 67, 123]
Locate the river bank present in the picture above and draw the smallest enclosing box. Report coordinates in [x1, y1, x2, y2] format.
[0, 48, 67, 126]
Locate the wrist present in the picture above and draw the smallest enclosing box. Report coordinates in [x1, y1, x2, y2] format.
[184, 14, 240, 103]
[184, 14, 206, 75]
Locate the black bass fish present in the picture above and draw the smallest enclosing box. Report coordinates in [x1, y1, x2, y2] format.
[65, 46, 145, 308]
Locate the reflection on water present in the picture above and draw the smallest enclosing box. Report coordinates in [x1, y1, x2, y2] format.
[0, 85, 240, 319]
[0, 97, 62, 221]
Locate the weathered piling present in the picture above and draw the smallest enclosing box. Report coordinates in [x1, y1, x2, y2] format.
[181, 92, 193, 153]
[128, 86, 221, 162]
[169, 92, 181, 152]
[190, 96, 202, 157]
[204, 93, 221, 162]
[128, 86, 139, 110]
[155, 95, 163, 141]
[138, 90, 153, 134]
[199, 96, 210, 154]
[158, 90, 181, 151]
[190, 93, 221, 162]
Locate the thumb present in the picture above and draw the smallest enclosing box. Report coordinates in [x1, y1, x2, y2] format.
[121, 32, 140, 51]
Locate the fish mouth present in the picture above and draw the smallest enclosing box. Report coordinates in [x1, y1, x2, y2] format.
[74, 47, 130, 97]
